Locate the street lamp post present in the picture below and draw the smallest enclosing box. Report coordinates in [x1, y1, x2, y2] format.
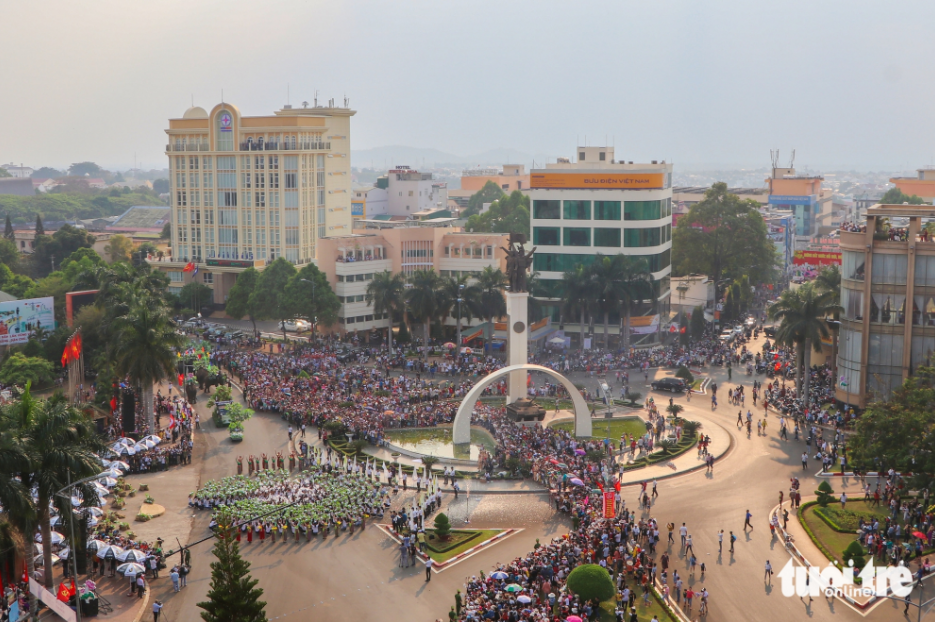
[456, 284, 464, 358]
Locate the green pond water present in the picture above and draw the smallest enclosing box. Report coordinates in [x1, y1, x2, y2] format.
[384, 428, 496, 461]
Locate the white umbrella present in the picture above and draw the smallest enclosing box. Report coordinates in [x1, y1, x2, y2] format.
[50, 515, 61, 527]
[141, 439, 157, 449]
[86, 539, 107, 553]
[96, 544, 125, 560]
[116, 562, 145, 577]
[85, 507, 105, 518]
[98, 468, 124, 478]
[86, 516, 99, 528]
[108, 460, 131, 471]
[117, 549, 148, 563]
[59, 546, 70, 560]
[34, 554, 60, 567]
[98, 477, 119, 488]
[516, 595, 532, 604]
[35, 531, 65, 545]
[549, 336, 566, 345]
[143, 435, 162, 445]
[110, 442, 129, 453]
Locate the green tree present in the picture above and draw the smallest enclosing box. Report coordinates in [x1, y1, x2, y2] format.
[365, 271, 406, 355]
[161, 221, 171, 240]
[180, 281, 214, 313]
[0, 238, 19, 272]
[881, 187, 928, 205]
[465, 190, 530, 233]
[613, 255, 653, 350]
[566, 564, 615, 602]
[104, 233, 136, 263]
[0, 168, 10, 178]
[32, 223, 96, 278]
[406, 269, 441, 347]
[475, 266, 507, 355]
[248, 258, 297, 340]
[4, 215, 13, 239]
[562, 264, 593, 350]
[814, 264, 842, 375]
[283, 263, 340, 330]
[31, 167, 64, 179]
[153, 179, 170, 194]
[588, 255, 628, 349]
[675, 366, 694, 386]
[672, 182, 778, 298]
[197, 528, 268, 622]
[690, 305, 706, 340]
[58, 247, 104, 285]
[34, 214, 44, 236]
[437, 274, 481, 344]
[815, 480, 835, 507]
[768, 283, 837, 398]
[68, 162, 103, 177]
[225, 268, 260, 334]
[463, 181, 506, 217]
[0, 353, 54, 386]
[1, 272, 33, 298]
[433, 512, 452, 539]
[111, 298, 184, 431]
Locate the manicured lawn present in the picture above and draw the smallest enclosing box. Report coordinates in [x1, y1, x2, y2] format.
[422, 529, 503, 563]
[553, 417, 648, 441]
[801, 502, 862, 564]
[814, 499, 893, 532]
[597, 592, 678, 621]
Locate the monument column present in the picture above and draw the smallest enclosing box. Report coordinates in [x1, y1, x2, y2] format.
[506, 291, 528, 404]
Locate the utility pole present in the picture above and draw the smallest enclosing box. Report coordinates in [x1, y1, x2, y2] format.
[456, 283, 464, 357]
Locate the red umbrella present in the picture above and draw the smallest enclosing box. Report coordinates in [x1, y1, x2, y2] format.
[913, 531, 927, 539]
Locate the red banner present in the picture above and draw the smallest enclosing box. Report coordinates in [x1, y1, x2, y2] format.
[602, 491, 616, 519]
[793, 250, 841, 266]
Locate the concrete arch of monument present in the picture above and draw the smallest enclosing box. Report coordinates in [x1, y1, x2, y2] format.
[452, 364, 592, 444]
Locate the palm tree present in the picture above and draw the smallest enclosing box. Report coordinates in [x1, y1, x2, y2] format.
[475, 266, 507, 356]
[562, 265, 593, 350]
[616, 256, 653, 350]
[437, 275, 482, 346]
[406, 269, 441, 350]
[589, 255, 629, 349]
[366, 271, 405, 355]
[111, 298, 184, 431]
[768, 284, 837, 398]
[814, 265, 842, 376]
[1, 387, 104, 589]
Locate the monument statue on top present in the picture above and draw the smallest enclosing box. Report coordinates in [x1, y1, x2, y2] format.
[501, 232, 536, 293]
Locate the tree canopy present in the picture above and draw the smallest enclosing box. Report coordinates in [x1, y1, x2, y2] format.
[104, 234, 136, 263]
[566, 564, 615, 602]
[198, 525, 268, 622]
[672, 182, 777, 294]
[248, 258, 297, 335]
[283, 263, 340, 328]
[463, 181, 506, 217]
[67, 162, 103, 177]
[0, 354, 55, 387]
[881, 187, 928, 205]
[465, 190, 530, 234]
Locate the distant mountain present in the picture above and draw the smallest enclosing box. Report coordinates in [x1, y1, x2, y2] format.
[351, 145, 535, 169]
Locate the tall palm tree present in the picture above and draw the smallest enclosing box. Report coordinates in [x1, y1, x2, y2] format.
[768, 284, 837, 398]
[438, 275, 482, 345]
[589, 255, 629, 349]
[814, 265, 842, 376]
[1, 387, 104, 589]
[111, 298, 184, 431]
[406, 269, 442, 350]
[562, 265, 593, 350]
[366, 271, 406, 355]
[616, 256, 653, 350]
[475, 266, 507, 356]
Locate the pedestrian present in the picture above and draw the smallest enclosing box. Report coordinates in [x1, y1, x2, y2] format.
[718, 529, 724, 553]
[179, 564, 189, 588]
[152, 600, 163, 622]
[149, 555, 159, 579]
[744, 509, 753, 530]
[802, 451, 808, 470]
[667, 522, 675, 544]
[170, 567, 180, 592]
[680, 523, 687, 547]
[765, 560, 773, 584]
[700, 562, 706, 579]
[425, 557, 433, 581]
[685, 535, 694, 554]
[651, 479, 658, 498]
[137, 573, 145, 598]
[729, 531, 736, 553]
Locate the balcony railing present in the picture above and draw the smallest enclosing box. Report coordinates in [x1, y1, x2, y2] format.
[238, 141, 331, 152]
[336, 253, 384, 263]
[166, 143, 211, 152]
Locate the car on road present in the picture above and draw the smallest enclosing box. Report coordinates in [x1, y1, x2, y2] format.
[763, 326, 777, 338]
[651, 377, 688, 393]
[280, 319, 311, 332]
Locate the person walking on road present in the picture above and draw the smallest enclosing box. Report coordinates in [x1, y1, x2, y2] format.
[729, 531, 736, 553]
[667, 522, 675, 544]
[685, 535, 694, 555]
[765, 560, 773, 584]
[651, 479, 658, 498]
[718, 530, 724, 553]
[744, 510, 753, 530]
[679, 523, 688, 547]
[425, 557, 434, 581]
[152, 601, 163, 622]
[802, 452, 809, 470]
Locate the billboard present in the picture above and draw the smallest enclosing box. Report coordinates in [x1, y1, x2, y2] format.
[0, 297, 55, 345]
[351, 202, 365, 216]
[530, 172, 665, 190]
[793, 250, 841, 266]
[768, 194, 817, 205]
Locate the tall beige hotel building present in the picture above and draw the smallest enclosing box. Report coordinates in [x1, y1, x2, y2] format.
[158, 101, 355, 301]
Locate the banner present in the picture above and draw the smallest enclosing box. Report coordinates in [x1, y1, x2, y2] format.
[530, 172, 665, 190]
[0, 297, 55, 345]
[29, 578, 76, 622]
[630, 314, 660, 335]
[602, 491, 616, 519]
[792, 250, 841, 266]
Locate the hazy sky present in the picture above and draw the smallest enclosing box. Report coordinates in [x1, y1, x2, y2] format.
[2, 0, 934, 172]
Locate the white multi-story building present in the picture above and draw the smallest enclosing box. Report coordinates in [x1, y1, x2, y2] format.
[383, 167, 448, 216]
[528, 146, 673, 344]
[156, 102, 355, 303]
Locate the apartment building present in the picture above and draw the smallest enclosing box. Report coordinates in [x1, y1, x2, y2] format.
[838, 203, 935, 407]
[156, 102, 355, 303]
[890, 168, 935, 203]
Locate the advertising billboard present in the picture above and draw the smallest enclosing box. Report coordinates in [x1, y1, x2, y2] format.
[530, 172, 665, 190]
[793, 250, 842, 266]
[0, 297, 55, 345]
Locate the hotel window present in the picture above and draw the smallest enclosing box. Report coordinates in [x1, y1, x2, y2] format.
[255, 191, 266, 207]
[204, 209, 214, 225]
[533, 200, 561, 220]
[218, 210, 238, 226]
[563, 201, 591, 220]
[219, 191, 237, 207]
[202, 157, 212, 170]
[255, 171, 265, 189]
[189, 157, 199, 170]
[255, 210, 266, 227]
[169, 271, 183, 283]
[190, 210, 201, 226]
[842, 288, 864, 321]
[269, 192, 279, 208]
[843, 251, 866, 281]
[176, 190, 187, 207]
[177, 208, 187, 224]
[318, 225, 326, 239]
[870, 254, 908, 285]
[533, 227, 560, 246]
[563, 227, 590, 246]
[190, 190, 200, 207]
[242, 170, 252, 189]
[285, 172, 298, 189]
[217, 156, 235, 170]
[594, 201, 621, 220]
[593, 228, 622, 247]
[175, 171, 186, 188]
[189, 172, 199, 188]
[255, 155, 265, 170]
[203, 273, 214, 284]
[624, 227, 661, 247]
